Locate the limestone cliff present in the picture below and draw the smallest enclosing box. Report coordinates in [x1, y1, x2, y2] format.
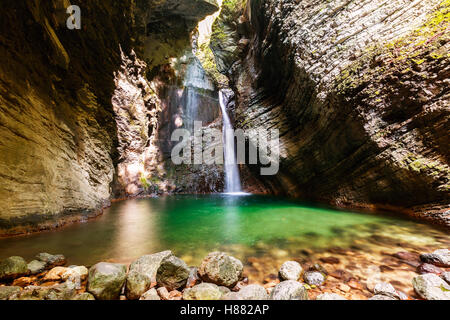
[211, 0, 450, 226]
[0, 0, 219, 234]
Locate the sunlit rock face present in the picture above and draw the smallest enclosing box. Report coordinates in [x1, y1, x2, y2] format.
[212, 0, 449, 225]
[0, 0, 220, 233]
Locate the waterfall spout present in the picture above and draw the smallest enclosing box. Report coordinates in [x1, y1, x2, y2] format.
[219, 90, 243, 194]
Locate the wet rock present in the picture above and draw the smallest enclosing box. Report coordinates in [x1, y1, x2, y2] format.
[234, 284, 269, 300]
[369, 294, 397, 300]
[311, 263, 328, 275]
[319, 257, 340, 264]
[72, 292, 96, 300]
[186, 267, 201, 288]
[270, 280, 309, 300]
[417, 263, 443, 275]
[87, 262, 127, 300]
[442, 272, 450, 284]
[126, 251, 172, 300]
[279, 261, 302, 281]
[0, 256, 28, 280]
[373, 282, 404, 300]
[36, 253, 66, 268]
[157, 287, 170, 300]
[45, 283, 77, 300]
[27, 260, 46, 275]
[12, 277, 33, 287]
[183, 283, 223, 300]
[0, 286, 21, 300]
[303, 271, 325, 286]
[316, 293, 347, 300]
[42, 267, 68, 281]
[198, 252, 243, 288]
[10, 283, 76, 300]
[156, 255, 190, 290]
[412, 273, 450, 300]
[140, 288, 160, 300]
[62, 266, 89, 289]
[420, 249, 450, 267]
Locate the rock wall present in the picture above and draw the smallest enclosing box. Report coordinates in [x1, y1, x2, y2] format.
[212, 0, 450, 226]
[0, 0, 220, 234]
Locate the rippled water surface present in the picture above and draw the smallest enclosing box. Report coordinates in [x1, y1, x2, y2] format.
[0, 195, 448, 272]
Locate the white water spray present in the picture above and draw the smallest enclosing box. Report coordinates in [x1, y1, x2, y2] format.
[219, 90, 243, 194]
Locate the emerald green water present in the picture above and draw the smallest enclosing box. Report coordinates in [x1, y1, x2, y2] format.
[0, 195, 447, 268]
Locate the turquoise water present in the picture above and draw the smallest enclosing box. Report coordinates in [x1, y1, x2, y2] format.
[0, 195, 447, 267]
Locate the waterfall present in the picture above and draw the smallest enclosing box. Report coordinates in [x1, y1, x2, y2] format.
[219, 90, 243, 194]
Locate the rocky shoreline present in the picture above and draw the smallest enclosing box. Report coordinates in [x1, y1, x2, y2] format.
[0, 249, 449, 301]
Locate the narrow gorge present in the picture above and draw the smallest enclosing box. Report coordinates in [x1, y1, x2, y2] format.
[0, 0, 449, 302]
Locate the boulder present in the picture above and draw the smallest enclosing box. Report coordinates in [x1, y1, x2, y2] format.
[87, 262, 127, 300]
[303, 271, 325, 286]
[198, 252, 243, 288]
[373, 282, 400, 299]
[183, 283, 223, 300]
[27, 260, 46, 275]
[420, 249, 450, 267]
[0, 256, 28, 280]
[42, 267, 69, 281]
[279, 261, 302, 281]
[36, 253, 66, 268]
[126, 251, 172, 300]
[156, 255, 190, 290]
[140, 288, 160, 300]
[232, 284, 269, 300]
[316, 293, 347, 300]
[62, 266, 89, 289]
[9, 283, 76, 300]
[0, 286, 21, 300]
[412, 273, 450, 300]
[269, 280, 308, 300]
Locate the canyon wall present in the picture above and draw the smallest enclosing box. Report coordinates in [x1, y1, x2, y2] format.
[212, 0, 450, 226]
[0, 0, 219, 234]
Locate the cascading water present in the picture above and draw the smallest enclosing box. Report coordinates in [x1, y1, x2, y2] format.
[219, 90, 243, 194]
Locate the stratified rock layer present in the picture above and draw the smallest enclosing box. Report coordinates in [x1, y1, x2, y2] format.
[211, 0, 450, 225]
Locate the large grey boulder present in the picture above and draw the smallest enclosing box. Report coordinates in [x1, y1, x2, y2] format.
[198, 252, 243, 288]
[36, 253, 66, 268]
[183, 283, 223, 300]
[270, 280, 309, 300]
[316, 293, 347, 300]
[0, 286, 21, 300]
[224, 284, 269, 300]
[420, 249, 450, 267]
[156, 255, 190, 290]
[412, 273, 450, 300]
[87, 262, 127, 300]
[27, 260, 47, 275]
[126, 251, 172, 300]
[279, 261, 302, 281]
[0, 256, 28, 280]
[303, 271, 325, 286]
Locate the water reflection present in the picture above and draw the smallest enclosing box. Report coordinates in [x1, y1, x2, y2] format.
[0, 195, 448, 268]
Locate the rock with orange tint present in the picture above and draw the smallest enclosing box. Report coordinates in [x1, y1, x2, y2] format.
[316, 292, 347, 300]
[42, 267, 68, 281]
[12, 277, 33, 287]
